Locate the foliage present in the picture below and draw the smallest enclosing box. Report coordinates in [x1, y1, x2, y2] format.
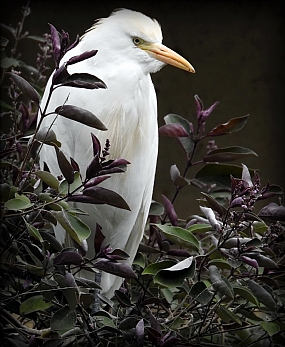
[1, 5, 285, 347]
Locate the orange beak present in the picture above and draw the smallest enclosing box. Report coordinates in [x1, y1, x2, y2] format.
[141, 42, 195, 73]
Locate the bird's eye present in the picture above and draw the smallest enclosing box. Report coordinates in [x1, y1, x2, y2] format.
[133, 37, 143, 46]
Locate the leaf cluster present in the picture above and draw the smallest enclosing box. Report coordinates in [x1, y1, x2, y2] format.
[1, 6, 285, 347]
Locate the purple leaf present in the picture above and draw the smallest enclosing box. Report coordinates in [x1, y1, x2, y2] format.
[115, 290, 132, 307]
[91, 133, 101, 156]
[66, 50, 98, 66]
[70, 157, 80, 173]
[65, 272, 77, 288]
[59, 72, 107, 89]
[82, 186, 131, 210]
[95, 259, 137, 279]
[67, 194, 104, 204]
[258, 203, 285, 221]
[103, 158, 130, 169]
[148, 309, 162, 335]
[55, 105, 107, 130]
[85, 154, 102, 179]
[65, 34, 80, 52]
[159, 123, 189, 137]
[54, 251, 83, 265]
[55, 147, 74, 184]
[240, 255, 259, 269]
[6, 72, 40, 104]
[207, 115, 249, 137]
[94, 223, 105, 255]
[52, 64, 70, 85]
[161, 194, 178, 226]
[84, 175, 111, 188]
[136, 318, 144, 347]
[49, 23, 61, 67]
[167, 249, 191, 257]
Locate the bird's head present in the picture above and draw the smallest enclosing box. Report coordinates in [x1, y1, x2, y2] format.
[82, 9, 195, 75]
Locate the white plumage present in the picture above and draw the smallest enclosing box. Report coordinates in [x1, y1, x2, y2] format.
[39, 9, 194, 298]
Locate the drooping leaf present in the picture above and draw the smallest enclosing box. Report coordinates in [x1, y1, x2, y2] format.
[50, 305, 76, 331]
[246, 279, 277, 310]
[59, 171, 83, 195]
[35, 127, 61, 147]
[6, 72, 40, 104]
[204, 146, 257, 163]
[115, 290, 132, 307]
[20, 295, 53, 315]
[207, 115, 249, 137]
[216, 305, 242, 325]
[233, 286, 259, 306]
[25, 222, 44, 242]
[5, 193, 33, 210]
[142, 260, 177, 276]
[260, 322, 280, 336]
[155, 224, 200, 252]
[209, 265, 234, 299]
[154, 257, 195, 287]
[82, 186, 131, 210]
[94, 259, 137, 279]
[35, 171, 59, 190]
[189, 281, 213, 304]
[55, 104, 107, 130]
[52, 209, 90, 244]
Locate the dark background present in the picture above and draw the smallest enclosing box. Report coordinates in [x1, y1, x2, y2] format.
[2, 0, 284, 217]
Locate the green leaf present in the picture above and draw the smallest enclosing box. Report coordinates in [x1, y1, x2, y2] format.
[133, 252, 146, 268]
[35, 128, 61, 147]
[142, 260, 176, 276]
[52, 209, 91, 244]
[25, 222, 44, 242]
[233, 286, 259, 306]
[154, 257, 195, 287]
[260, 322, 280, 336]
[195, 163, 255, 187]
[59, 171, 83, 195]
[35, 171, 59, 190]
[149, 201, 164, 216]
[5, 196, 33, 210]
[204, 146, 257, 163]
[50, 305, 76, 331]
[20, 295, 53, 315]
[155, 224, 200, 252]
[207, 115, 249, 136]
[246, 279, 277, 311]
[187, 223, 213, 233]
[189, 281, 213, 304]
[252, 221, 268, 235]
[209, 265, 234, 299]
[55, 104, 107, 130]
[208, 259, 232, 270]
[216, 305, 242, 325]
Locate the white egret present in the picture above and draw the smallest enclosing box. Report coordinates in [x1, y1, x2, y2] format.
[39, 8, 195, 298]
